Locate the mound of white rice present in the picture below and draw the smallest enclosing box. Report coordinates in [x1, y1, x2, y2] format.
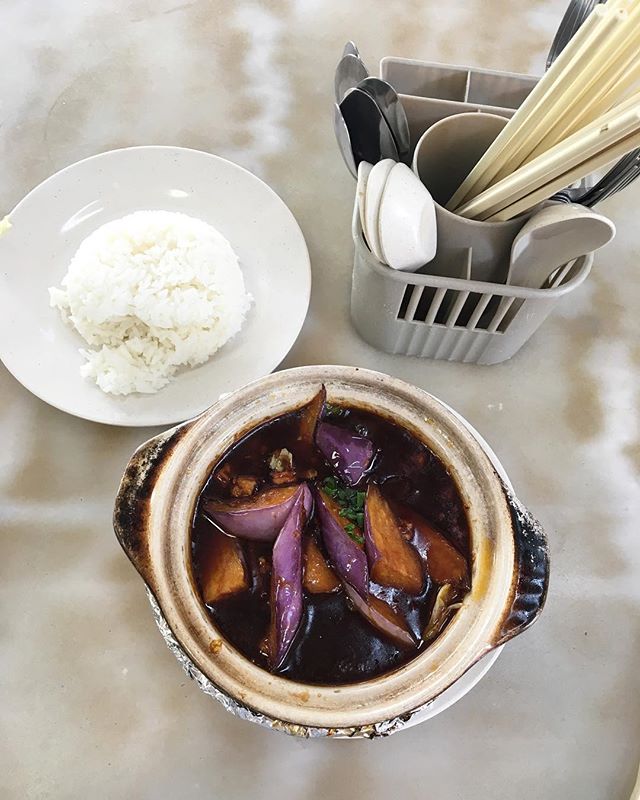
[49, 211, 251, 395]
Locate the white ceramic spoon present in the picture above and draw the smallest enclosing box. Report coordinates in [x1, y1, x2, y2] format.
[364, 159, 396, 262]
[630, 759, 640, 800]
[507, 203, 616, 289]
[356, 161, 373, 240]
[378, 162, 437, 271]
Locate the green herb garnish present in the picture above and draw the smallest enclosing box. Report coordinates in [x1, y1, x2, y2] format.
[320, 477, 365, 543]
[324, 402, 348, 419]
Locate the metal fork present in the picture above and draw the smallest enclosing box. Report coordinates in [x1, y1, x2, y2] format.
[546, 0, 602, 69]
[553, 150, 640, 206]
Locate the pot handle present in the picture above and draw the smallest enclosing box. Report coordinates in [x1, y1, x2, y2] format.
[113, 421, 193, 589]
[494, 487, 550, 647]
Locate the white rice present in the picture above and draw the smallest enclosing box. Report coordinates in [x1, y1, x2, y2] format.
[49, 211, 251, 395]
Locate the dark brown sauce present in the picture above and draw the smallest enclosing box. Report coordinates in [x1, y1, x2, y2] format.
[191, 404, 471, 685]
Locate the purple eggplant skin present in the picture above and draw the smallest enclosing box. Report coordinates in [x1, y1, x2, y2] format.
[343, 583, 417, 650]
[316, 422, 375, 486]
[270, 484, 312, 669]
[202, 484, 312, 542]
[314, 488, 369, 598]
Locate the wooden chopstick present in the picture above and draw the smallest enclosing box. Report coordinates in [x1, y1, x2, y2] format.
[456, 100, 640, 219]
[456, 92, 640, 219]
[445, 7, 606, 210]
[437, 0, 640, 221]
[577, 58, 640, 126]
[486, 127, 640, 221]
[615, 0, 640, 9]
[523, 3, 640, 162]
[494, 9, 628, 181]
[489, 6, 628, 183]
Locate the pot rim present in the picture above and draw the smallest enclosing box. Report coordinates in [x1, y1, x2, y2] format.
[115, 365, 542, 730]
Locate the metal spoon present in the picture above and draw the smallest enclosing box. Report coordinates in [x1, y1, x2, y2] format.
[339, 87, 399, 168]
[333, 102, 357, 178]
[357, 77, 411, 164]
[334, 53, 368, 103]
[342, 41, 360, 58]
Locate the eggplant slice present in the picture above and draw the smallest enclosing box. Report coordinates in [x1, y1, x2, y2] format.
[297, 386, 326, 447]
[343, 583, 417, 649]
[364, 484, 424, 594]
[203, 484, 311, 542]
[198, 525, 250, 604]
[268, 485, 312, 668]
[315, 488, 369, 598]
[393, 501, 469, 589]
[316, 421, 375, 486]
[303, 535, 341, 594]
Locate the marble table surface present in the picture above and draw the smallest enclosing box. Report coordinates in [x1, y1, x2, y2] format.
[2, 1, 640, 798]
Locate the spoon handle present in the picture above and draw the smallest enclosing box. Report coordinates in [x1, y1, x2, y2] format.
[630, 760, 640, 800]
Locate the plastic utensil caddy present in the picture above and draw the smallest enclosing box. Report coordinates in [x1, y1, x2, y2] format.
[350, 58, 594, 365]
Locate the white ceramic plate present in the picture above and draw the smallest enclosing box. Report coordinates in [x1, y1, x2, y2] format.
[0, 146, 311, 426]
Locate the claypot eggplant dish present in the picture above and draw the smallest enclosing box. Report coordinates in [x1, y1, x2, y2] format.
[114, 366, 548, 735]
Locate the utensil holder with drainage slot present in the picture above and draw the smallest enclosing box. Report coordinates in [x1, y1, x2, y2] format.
[349, 59, 595, 365]
[379, 58, 539, 156]
[351, 207, 593, 365]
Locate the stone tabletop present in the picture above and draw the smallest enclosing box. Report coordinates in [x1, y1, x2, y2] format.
[2, 1, 639, 798]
